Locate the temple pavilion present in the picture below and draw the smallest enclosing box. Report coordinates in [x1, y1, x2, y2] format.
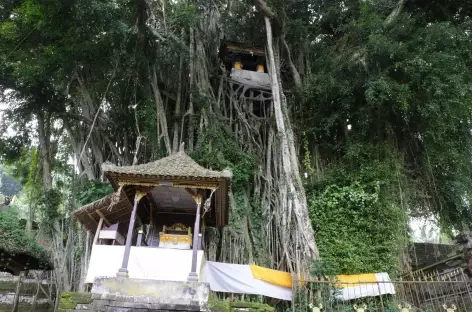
[72, 147, 231, 285]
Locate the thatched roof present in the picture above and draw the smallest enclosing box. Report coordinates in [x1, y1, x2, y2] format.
[72, 188, 132, 233]
[73, 150, 232, 230]
[219, 41, 265, 57]
[102, 150, 232, 181]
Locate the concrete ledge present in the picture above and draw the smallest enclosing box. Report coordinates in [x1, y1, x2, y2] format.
[92, 277, 210, 311]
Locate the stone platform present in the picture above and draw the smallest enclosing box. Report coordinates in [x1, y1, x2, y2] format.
[61, 277, 210, 312]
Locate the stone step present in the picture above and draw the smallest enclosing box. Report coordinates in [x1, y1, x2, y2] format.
[76, 303, 94, 309]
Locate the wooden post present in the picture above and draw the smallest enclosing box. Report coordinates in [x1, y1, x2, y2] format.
[12, 271, 23, 312]
[188, 195, 202, 282]
[92, 217, 104, 246]
[117, 191, 146, 278]
[137, 230, 144, 247]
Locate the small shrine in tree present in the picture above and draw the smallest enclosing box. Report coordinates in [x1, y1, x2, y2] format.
[219, 41, 272, 102]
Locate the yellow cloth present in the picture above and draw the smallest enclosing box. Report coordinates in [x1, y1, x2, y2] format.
[336, 273, 377, 288]
[250, 265, 293, 288]
[249, 264, 378, 290]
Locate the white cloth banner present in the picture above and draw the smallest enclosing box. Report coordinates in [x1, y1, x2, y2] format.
[202, 261, 292, 301]
[335, 273, 395, 301]
[86, 245, 204, 283]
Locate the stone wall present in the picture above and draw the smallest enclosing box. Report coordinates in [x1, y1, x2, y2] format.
[209, 300, 275, 312]
[0, 274, 54, 312]
[60, 291, 275, 312]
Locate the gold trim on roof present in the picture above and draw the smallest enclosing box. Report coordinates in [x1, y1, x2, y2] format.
[117, 181, 220, 189]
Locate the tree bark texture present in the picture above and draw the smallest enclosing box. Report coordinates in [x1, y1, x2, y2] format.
[264, 17, 319, 269]
[36, 111, 53, 190]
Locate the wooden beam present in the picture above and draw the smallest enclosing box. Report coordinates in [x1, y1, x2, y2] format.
[95, 210, 112, 227]
[93, 217, 104, 245]
[185, 188, 198, 197]
[85, 213, 98, 230]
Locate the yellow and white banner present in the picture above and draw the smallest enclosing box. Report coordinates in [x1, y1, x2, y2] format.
[334, 273, 395, 300]
[203, 262, 292, 301]
[203, 261, 395, 302]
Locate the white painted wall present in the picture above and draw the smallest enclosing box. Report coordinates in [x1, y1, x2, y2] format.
[86, 245, 205, 283]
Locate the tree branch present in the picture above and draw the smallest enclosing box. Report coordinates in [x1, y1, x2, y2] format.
[282, 38, 301, 86]
[384, 0, 407, 27]
[252, 0, 282, 37]
[78, 62, 118, 163]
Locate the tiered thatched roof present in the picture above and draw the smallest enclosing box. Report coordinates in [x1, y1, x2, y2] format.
[73, 150, 232, 231]
[102, 150, 232, 182]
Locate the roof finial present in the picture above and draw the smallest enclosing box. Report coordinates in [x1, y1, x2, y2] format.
[179, 142, 185, 153]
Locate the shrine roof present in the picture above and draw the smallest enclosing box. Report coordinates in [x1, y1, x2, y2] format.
[219, 41, 265, 57]
[72, 189, 132, 233]
[73, 148, 232, 230]
[102, 150, 232, 181]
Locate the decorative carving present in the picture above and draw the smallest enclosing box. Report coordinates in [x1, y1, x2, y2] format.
[443, 304, 457, 312]
[203, 188, 217, 215]
[164, 223, 192, 235]
[117, 181, 219, 190]
[159, 235, 192, 245]
[159, 223, 193, 248]
[308, 303, 322, 312]
[353, 304, 367, 312]
[191, 194, 202, 205]
[134, 190, 147, 202]
[398, 304, 411, 312]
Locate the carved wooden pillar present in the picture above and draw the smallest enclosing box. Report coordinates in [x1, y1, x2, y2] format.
[117, 190, 146, 278]
[188, 195, 202, 282]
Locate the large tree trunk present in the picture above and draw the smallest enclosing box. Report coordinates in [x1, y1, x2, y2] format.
[264, 17, 319, 271]
[36, 111, 53, 190]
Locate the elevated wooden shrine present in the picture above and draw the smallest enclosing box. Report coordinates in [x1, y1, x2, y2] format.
[219, 41, 272, 102]
[72, 146, 232, 283]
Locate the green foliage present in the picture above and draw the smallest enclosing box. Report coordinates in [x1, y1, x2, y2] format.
[192, 127, 258, 191]
[42, 189, 61, 217]
[208, 296, 275, 312]
[169, 3, 199, 29]
[58, 292, 92, 312]
[297, 0, 472, 237]
[308, 144, 407, 274]
[309, 182, 405, 274]
[0, 207, 49, 261]
[76, 180, 113, 206]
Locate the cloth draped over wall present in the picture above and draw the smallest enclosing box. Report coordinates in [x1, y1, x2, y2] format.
[85, 246, 394, 302]
[334, 273, 395, 300]
[202, 261, 293, 301]
[202, 261, 395, 301]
